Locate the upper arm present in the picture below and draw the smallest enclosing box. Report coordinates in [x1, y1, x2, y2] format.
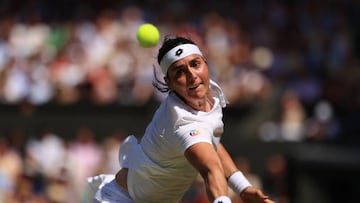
[185, 142, 238, 178]
[184, 142, 223, 175]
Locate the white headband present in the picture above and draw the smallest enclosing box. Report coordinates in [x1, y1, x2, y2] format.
[159, 44, 203, 75]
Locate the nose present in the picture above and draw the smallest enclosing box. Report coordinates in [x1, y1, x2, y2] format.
[186, 67, 198, 82]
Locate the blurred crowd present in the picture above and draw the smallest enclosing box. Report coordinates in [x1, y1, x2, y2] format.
[0, 0, 359, 202]
[0, 0, 359, 142]
[0, 127, 123, 203]
[0, 127, 290, 203]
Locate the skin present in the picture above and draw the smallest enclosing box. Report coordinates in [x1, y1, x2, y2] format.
[115, 53, 274, 203]
[164, 54, 214, 112]
[165, 54, 274, 203]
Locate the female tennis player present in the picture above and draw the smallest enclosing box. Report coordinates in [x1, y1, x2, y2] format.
[88, 36, 274, 203]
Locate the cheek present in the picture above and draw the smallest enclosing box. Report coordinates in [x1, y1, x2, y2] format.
[172, 78, 187, 92]
[199, 68, 210, 83]
[167, 76, 185, 90]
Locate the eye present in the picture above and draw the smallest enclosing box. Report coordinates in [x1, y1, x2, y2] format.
[173, 67, 185, 78]
[176, 68, 185, 75]
[190, 59, 201, 68]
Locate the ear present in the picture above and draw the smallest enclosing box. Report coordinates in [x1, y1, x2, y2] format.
[164, 76, 172, 89]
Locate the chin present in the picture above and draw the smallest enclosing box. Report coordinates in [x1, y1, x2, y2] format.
[189, 92, 207, 100]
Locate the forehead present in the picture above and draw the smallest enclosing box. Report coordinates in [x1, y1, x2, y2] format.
[169, 54, 203, 68]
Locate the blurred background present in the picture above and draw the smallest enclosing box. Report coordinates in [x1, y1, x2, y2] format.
[0, 0, 359, 202]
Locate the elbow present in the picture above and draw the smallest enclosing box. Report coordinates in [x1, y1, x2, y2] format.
[198, 163, 225, 182]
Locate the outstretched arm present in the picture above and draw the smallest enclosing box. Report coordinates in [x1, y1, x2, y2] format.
[217, 143, 275, 203]
[184, 142, 230, 202]
[184, 142, 274, 203]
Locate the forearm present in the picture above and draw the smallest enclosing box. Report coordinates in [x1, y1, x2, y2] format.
[217, 143, 252, 194]
[216, 144, 274, 203]
[217, 143, 239, 178]
[185, 143, 231, 202]
[201, 166, 229, 201]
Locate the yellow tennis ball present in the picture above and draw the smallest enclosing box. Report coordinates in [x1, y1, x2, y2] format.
[136, 23, 160, 48]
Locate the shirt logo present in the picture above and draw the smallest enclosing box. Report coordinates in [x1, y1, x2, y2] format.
[189, 129, 200, 136]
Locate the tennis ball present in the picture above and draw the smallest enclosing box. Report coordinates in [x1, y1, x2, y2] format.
[136, 23, 160, 48]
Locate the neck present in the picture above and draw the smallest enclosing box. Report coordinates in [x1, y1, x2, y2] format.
[187, 97, 214, 112]
[173, 92, 214, 112]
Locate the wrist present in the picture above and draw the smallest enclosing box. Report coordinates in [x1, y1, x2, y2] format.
[228, 171, 252, 194]
[213, 196, 231, 203]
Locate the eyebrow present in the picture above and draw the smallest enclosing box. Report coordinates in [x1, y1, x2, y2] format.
[169, 56, 203, 72]
[170, 64, 185, 72]
[175, 56, 202, 67]
[190, 56, 202, 61]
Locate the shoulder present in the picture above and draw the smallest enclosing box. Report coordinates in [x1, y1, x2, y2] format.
[151, 92, 195, 132]
[210, 80, 228, 108]
[162, 92, 195, 117]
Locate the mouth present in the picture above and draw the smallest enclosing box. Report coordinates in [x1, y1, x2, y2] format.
[189, 83, 202, 90]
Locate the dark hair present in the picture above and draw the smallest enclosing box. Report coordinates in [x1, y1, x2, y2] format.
[157, 36, 197, 65]
[153, 36, 197, 93]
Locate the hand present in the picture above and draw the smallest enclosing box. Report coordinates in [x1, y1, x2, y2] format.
[240, 186, 275, 203]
